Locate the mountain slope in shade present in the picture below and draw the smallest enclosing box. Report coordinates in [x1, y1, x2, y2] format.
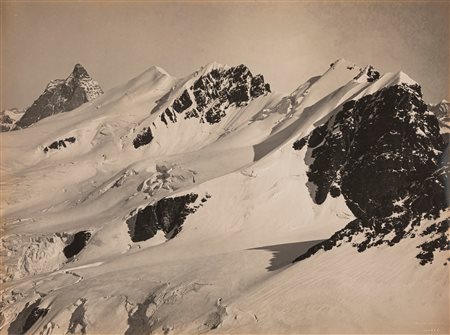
[0, 60, 448, 335]
[14, 64, 103, 129]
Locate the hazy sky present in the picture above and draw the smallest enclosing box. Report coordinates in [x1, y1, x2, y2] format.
[1, 1, 449, 109]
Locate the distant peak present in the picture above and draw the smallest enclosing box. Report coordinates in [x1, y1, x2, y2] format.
[15, 62, 103, 129]
[146, 65, 170, 77]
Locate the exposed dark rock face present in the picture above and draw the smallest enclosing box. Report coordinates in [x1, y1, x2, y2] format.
[15, 64, 103, 129]
[1, 114, 14, 126]
[63, 231, 92, 259]
[127, 193, 202, 242]
[416, 220, 449, 265]
[43, 136, 76, 153]
[294, 83, 448, 264]
[304, 84, 445, 218]
[366, 66, 380, 82]
[292, 136, 309, 151]
[295, 217, 448, 264]
[22, 307, 48, 333]
[67, 299, 87, 334]
[1, 125, 13, 132]
[352, 65, 380, 83]
[8, 299, 48, 335]
[173, 90, 193, 114]
[158, 64, 270, 127]
[133, 127, 153, 148]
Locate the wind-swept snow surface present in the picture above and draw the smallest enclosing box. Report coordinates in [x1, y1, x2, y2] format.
[1, 60, 448, 334]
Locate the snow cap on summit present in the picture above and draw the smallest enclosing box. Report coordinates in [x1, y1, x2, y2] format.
[147, 65, 170, 76]
[198, 61, 229, 75]
[395, 71, 418, 86]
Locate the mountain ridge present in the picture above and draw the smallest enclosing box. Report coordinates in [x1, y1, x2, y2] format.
[1, 58, 448, 335]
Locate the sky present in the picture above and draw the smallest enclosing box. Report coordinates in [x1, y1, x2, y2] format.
[1, 1, 449, 109]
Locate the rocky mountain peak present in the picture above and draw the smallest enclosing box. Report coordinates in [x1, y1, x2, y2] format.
[14, 64, 103, 129]
[134, 63, 271, 148]
[293, 82, 448, 264]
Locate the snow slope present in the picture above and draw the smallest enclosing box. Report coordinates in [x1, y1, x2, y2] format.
[1, 60, 448, 335]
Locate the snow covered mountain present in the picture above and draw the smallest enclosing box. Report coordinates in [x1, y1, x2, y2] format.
[13, 64, 103, 130]
[0, 108, 25, 132]
[1, 59, 448, 334]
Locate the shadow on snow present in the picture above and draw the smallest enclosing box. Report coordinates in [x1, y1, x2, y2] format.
[250, 240, 324, 271]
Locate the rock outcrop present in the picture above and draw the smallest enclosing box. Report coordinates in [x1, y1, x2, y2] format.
[294, 83, 448, 264]
[127, 193, 202, 242]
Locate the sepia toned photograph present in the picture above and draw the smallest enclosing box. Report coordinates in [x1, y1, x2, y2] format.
[0, 1, 449, 334]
